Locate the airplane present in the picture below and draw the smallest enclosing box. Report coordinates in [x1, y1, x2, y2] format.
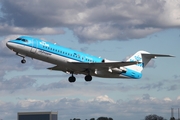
[6, 36, 174, 82]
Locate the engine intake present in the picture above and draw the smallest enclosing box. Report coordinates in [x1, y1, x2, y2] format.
[102, 59, 115, 63]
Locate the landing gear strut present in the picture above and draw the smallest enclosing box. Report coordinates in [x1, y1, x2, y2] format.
[16, 53, 26, 64]
[84, 69, 92, 82]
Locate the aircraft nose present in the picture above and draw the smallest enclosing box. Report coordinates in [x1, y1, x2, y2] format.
[6, 41, 13, 49]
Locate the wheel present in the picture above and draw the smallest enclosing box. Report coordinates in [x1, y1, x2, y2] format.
[68, 76, 76, 83]
[85, 75, 92, 82]
[21, 59, 26, 64]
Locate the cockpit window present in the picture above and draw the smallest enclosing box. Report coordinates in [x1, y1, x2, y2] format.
[16, 38, 22, 40]
[16, 38, 28, 42]
[22, 39, 28, 42]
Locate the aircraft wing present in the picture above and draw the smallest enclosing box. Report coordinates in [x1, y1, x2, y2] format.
[69, 61, 139, 69]
[48, 61, 139, 72]
[48, 65, 66, 71]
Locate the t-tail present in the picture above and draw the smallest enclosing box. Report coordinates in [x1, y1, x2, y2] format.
[125, 50, 174, 77]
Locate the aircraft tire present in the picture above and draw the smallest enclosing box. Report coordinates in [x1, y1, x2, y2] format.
[85, 75, 92, 82]
[21, 59, 26, 64]
[68, 76, 76, 83]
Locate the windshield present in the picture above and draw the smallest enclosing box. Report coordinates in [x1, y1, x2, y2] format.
[16, 38, 22, 40]
[16, 38, 28, 42]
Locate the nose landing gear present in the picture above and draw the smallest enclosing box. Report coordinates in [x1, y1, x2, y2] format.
[21, 58, 26, 64]
[16, 52, 26, 64]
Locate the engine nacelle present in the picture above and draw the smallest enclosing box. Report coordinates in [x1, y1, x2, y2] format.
[102, 59, 127, 73]
[108, 67, 126, 74]
[101, 59, 117, 63]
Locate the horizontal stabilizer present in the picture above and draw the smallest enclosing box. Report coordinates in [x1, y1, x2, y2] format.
[142, 53, 175, 58]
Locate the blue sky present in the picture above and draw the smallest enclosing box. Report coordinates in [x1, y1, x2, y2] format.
[0, 0, 180, 120]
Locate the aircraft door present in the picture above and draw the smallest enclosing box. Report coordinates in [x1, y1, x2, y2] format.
[31, 39, 38, 53]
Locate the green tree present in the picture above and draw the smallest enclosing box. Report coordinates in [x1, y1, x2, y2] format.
[97, 117, 113, 120]
[97, 117, 107, 120]
[72, 118, 81, 120]
[170, 117, 175, 120]
[90, 118, 95, 120]
[109, 117, 113, 120]
[145, 114, 164, 120]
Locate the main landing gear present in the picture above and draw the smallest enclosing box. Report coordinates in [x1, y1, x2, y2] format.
[85, 75, 92, 81]
[68, 74, 92, 83]
[68, 75, 76, 83]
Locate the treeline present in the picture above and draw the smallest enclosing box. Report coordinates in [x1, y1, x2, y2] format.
[70, 114, 178, 120]
[70, 117, 113, 120]
[145, 114, 178, 120]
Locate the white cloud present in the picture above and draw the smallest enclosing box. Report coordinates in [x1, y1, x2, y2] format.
[17, 99, 44, 108]
[0, 24, 64, 36]
[0, 0, 180, 42]
[0, 94, 180, 120]
[163, 97, 172, 102]
[160, 0, 180, 27]
[90, 95, 115, 103]
[177, 96, 180, 100]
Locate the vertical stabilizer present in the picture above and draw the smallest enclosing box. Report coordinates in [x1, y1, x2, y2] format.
[126, 51, 150, 72]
